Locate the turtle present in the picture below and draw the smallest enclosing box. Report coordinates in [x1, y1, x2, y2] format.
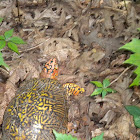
[2, 58, 84, 140]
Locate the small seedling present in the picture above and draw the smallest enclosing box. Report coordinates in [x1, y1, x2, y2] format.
[90, 79, 115, 98]
[0, 27, 26, 68]
[0, 28, 26, 53]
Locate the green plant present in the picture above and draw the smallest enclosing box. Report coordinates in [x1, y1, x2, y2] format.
[0, 18, 3, 23]
[53, 130, 104, 140]
[125, 105, 140, 128]
[0, 29, 25, 53]
[137, 28, 140, 32]
[92, 132, 104, 140]
[0, 52, 9, 68]
[119, 38, 140, 87]
[53, 130, 77, 140]
[0, 19, 26, 68]
[90, 79, 116, 98]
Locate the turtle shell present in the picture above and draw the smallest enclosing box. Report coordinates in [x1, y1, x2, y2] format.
[2, 78, 68, 140]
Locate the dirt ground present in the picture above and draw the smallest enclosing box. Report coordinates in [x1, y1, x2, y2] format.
[0, 0, 140, 140]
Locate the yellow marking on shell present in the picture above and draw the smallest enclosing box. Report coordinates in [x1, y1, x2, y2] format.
[31, 81, 39, 90]
[28, 98, 33, 103]
[3, 77, 68, 139]
[18, 113, 22, 119]
[15, 133, 26, 140]
[63, 83, 85, 96]
[27, 92, 33, 98]
[8, 108, 12, 112]
[40, 92, 48, 97]
[11, 127, 19, 137]
[34, 115, 44, 128]
[47, 84, 51, 89]
[5, 124, 9, 130]
[20, 114, 26, 122]
[36, 98, 53, 113]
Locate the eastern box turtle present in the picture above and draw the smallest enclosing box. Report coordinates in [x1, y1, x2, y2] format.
[2, 58, 84, 140]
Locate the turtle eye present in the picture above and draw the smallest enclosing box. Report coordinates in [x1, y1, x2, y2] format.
[50, 60, 53, 64]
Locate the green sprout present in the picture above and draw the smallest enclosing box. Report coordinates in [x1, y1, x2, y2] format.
[90, 79, 116, 98]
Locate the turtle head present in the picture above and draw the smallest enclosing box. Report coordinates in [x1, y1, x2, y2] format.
[40, 58, 58, 79]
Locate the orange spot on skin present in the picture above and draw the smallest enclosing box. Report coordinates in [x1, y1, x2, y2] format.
[63, 83, 85, 96]
[40, 58, 58, 79]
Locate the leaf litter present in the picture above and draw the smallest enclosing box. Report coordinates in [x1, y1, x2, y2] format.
[0, 0, 140, 139]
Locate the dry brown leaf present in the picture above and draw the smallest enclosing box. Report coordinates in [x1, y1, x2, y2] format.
[81, 115, 91, 126]
[100, 67, 125, 77]
[115, 77, 133, 105]
[99, 110, 116, 125]
[79, 96, 92, 115]
[68, 102, 80, 121]
[85, 83, 95, 96]
[95, 93, 122, 108]
[104, 113, 136, 139]
[58, 75, 78, 84]
[67, 46, 105, 75]
[56, 9, 66, 27]
[91, 128, 103, 138]
[111, 54, 126, 67]
[0, 83, 5, 104]
[17, 0, 46, 6]
[40, 38, 80, 62]
[0, 1, 13, 18]
[134, 86, 140, 99]
[88, 101, 101, 118]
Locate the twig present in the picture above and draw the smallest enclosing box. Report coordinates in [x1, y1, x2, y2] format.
[16, 0, 20, 23]
[109, 65, 133, 86]
[19, 38, 50, 53]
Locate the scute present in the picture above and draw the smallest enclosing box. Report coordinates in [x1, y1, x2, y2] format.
[2, 78, 68, 140]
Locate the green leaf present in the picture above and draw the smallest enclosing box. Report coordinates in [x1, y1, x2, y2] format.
[137, 28, 140, 32]
[125, 105, 140, 116]
[124, 53, 139, 66]
[119, 38, 140, 86]
[102, 90, 107, 98]
[125, 106, 140, 128]
[53, 130, 77, 140]
[92, 132, 104, 140]
[0, 18, 3, 23]
[9, 36, 26, 44]
[0, 40, 6, 49]
[119, 38, 140, 53]
[4, 29, 14, 40]
[90, 81, 103, 87]
[0, 35, 5, 40]
[134, 115, 140, 128]
[91, 88, 103, 96]
[106, 88, 116, 93]
[103, 79, 110, 88]
[0, 52, 9, 68]
[7, 42, 19, 54]
[130, 67, 140, 87]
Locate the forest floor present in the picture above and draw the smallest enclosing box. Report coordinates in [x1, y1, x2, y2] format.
[0, 0, 140, 140]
